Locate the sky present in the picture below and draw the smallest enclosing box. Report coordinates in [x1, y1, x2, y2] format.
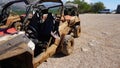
[63, 0, 120, 10]
[0, 0, 119, 10]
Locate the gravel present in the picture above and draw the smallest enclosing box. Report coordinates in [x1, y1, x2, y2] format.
[38, 14, 120, 68]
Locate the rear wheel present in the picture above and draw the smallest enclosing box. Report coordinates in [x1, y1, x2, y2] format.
[74, 25, 81, 38]
[61, 35, 74, 55]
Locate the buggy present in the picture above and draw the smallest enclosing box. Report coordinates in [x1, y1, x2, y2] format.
[0, 0, 81, 68]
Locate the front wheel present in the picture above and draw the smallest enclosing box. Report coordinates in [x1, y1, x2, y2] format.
[61, 35, 74, 55]
[0, 53, 33, 68]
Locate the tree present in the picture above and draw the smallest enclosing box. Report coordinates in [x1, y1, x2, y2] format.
[66, 0, 105, 13]
[79, 2, 91, 13]
[66, 1, 73, 3]
[91, 2, 105, 13]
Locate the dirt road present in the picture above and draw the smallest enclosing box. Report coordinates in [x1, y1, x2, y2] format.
[38, 14, 120, 68]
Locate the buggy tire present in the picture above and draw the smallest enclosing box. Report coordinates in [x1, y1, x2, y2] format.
[61, 35, 74, 55]
[0, 58, 27, 68]
[0, 53, 33, 68]
[74, 25, 81, 38]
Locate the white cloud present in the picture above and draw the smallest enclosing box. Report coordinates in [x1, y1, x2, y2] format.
[66, 0, 92, 3]
[65, 0, 92, 4]
[84, 0, 92, 4]
[66, 0, 73, 1]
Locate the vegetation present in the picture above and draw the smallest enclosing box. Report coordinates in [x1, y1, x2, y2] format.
[48, 7, 63, 15]
[91, 2, 105, 13]
[66, 0, 105, 13]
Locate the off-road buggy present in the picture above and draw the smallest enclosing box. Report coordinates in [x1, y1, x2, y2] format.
[64, 3, 81, 38]
[0, 0, 29, 31]
[116, 5, 120, 14]
[0, 0, 81, 68]
[0, 0, 34, 68]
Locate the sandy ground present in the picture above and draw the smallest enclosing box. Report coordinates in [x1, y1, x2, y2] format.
[38, 14, 120, 68]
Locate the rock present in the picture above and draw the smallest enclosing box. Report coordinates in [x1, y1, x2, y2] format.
[81, 47, 89, 52]
[88, 40, 99, 47]
[88, 42, 94, 47]
[101, 32, 108, 36]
